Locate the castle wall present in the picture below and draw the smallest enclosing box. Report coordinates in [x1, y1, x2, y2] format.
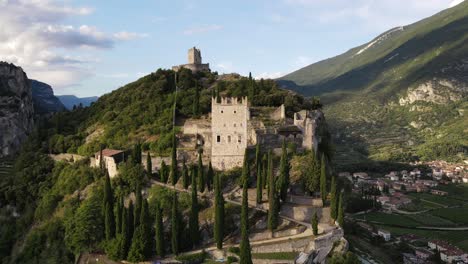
[211, 97, 249, 170]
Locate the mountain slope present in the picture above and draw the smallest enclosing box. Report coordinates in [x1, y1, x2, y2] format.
[278, 2, 468, 165]
[30, 79, 66, 114]
[57, 95, 98, 110]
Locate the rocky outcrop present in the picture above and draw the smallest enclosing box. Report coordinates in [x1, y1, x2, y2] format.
[0, 62, 35, 157]
[399, 78, 467, 105]
[30, 79, 66, 114]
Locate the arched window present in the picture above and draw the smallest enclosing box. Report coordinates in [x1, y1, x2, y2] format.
[227, 135, 231, 143]
[238, 135, 242, 143]
[217, 135, 221, 143]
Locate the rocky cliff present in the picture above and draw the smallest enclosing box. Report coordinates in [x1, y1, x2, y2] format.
[0, 62, 35, 157]
[30, 79, 66, 114]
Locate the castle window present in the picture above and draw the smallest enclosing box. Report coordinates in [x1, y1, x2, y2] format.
[217, 135, 221, 143]
[234, 110, 237, 114]
[227, 135, 231, 143]
[221, 110, 223, 113]
[238, 135, 242, 143]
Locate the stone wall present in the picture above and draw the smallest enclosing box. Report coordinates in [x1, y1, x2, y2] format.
[281, 205, 330, 223]
[211, 97, 249, 170]
[251, 237, 311, 253]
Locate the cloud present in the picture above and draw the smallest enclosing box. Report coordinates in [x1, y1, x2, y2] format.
[113, 31, 149, 41]
[214, 61, 234, 73]
[293, 56, 313, 68]
[0, 0, 142, 90]
[183, 24, 223, 35]
[255, 72, 285, 80]
[449, 0, 464, 7]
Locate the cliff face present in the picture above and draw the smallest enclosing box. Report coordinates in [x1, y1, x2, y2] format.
[0, 62, 35, 157]
[30, 79, 66, 114]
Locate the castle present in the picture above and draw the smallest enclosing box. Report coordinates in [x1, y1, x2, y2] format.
[182, 96, 324, 170]
[172, 47, 210, 73]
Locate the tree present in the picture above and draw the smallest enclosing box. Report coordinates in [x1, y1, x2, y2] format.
[182, 159, 189, 189]
[99, 145, 104, 171]
[146, 152, 152, 177]
[239, 153, 253, 264]
[330, 175, 338, 221]
[320, 155, 327, 204]
[337, 192, 344, 227]
[262, 154, 267, 189]
[128, 201, 134, 242]
[197, 153, 205, 193]
[189, 171, 200, 248]
[103, 172, 115, 240]
[277, 139, 289, 202]
[305, 150, 321, 194]
[214, 173, 225, 249]
[132, 142, 142, 165]
[255, 143, 261, 172]
[120, 207, 130, 259]
[312, 212, 319, 236]
[206, 162, 214, 191]
[115, 196, 122, 235]
[193, 82, 200, 116]
[134, 184, 142, 228]
[160, 160, 168, 183]
[267, 150, 279, 231]
[171, 192, 180, 255]
[155, 202, 164, 257]
[170, 132, 178, 185]
[256, 158, 262, 204]
[127, 225, 148, 262]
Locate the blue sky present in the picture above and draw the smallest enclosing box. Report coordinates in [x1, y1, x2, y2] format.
[0, 0, 464, 97]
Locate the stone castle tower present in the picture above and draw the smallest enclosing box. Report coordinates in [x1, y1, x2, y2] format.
[188, 47, 202, 64]
[211, 97, 249, 170]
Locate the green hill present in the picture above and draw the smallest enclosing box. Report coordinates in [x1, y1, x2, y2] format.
[278, 2, 468, 166]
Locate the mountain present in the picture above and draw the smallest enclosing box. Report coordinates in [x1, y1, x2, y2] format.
[30, 79, 66, 114]
[57, 95, 98, 110]
[0, 62, 35, 157]
[278, 2, 468, 166]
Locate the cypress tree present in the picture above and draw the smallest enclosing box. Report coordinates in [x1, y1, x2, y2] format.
[120, 207, 130, 259]
[115, 196, 122, 235]
[193, 83, 200, 116]
[170, 132, 178, 185]
[171, 192, 180, 255]
[278, 139, 289, 202]
[140, 199, 151, 256]
[99, 145, 104, 171]
[330, 175, 338, 221]
[103, 171, 114, 213]
[133, 142, 142, 165]
[146, 152, 152, 177]
[134, 184, 142, 227]
[262, 154, 267, 189]
[197, 153, 205, 192]
[255, 143, 260, 171]
[155, 202, 164, 257]
[182, 159, 189, 189]
[312, 212, 319, 236]
[160, 160, 168, 183]
[206, 162, 214, 191]
[337, 192, 344, 227]
[239, 153, 253, 264]
[267, 150, 279, 231]
[189, 171, 199, 247]
[214, 173, 225, 249]
[105, 203, 116, 240]
[306, 150, 321, 194]
[256, 158, 262, 204]
[320, 155, 327, 204]
[128, 201, 134, 241]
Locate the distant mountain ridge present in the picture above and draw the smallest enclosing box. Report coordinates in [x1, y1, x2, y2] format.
[278, 2, 468, 164]
[30, 79, 66, 114]
[57, 95, 98, 110]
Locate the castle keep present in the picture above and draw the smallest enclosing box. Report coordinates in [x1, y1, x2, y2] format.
[211, 97, 249, 170]
[172, 47, 210, 73]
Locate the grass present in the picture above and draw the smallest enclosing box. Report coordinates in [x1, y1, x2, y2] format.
[407, 192, 463, 207]
[430, 206, 468, 225]
[406, 213, 456, 227]
[354, 212, 421, 227]
[251, 252, 298, 260]
[434, 184, 468, 202]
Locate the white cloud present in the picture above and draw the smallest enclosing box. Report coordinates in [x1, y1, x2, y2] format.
[183, 24, 223, 35]
[255, 72, 285, 80]
[449, 0, 464, 7]
[214, 61, 234, 73]
[0, 0, 143, 90]
[293, 56, 313, 68]
[113, 31, 149, 41]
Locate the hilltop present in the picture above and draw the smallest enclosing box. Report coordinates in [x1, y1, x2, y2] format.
[278, 2, 468, 166]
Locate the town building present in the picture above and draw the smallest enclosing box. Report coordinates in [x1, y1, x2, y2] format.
[92, 149, 126, 178]
[378, 229, 391, 241]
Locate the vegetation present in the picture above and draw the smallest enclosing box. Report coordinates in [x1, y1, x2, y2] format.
[267, 151, 279, 231]
[214, 173, 225, 249]
[239, 152, 253, 264]
[189, 170, 200, 248]
[277, 140, 290, 202]
[252, 252, 298, 260]
[312, 212, 319, 236]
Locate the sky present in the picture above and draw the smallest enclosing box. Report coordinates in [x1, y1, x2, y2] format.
[0, 0, 465, 97]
